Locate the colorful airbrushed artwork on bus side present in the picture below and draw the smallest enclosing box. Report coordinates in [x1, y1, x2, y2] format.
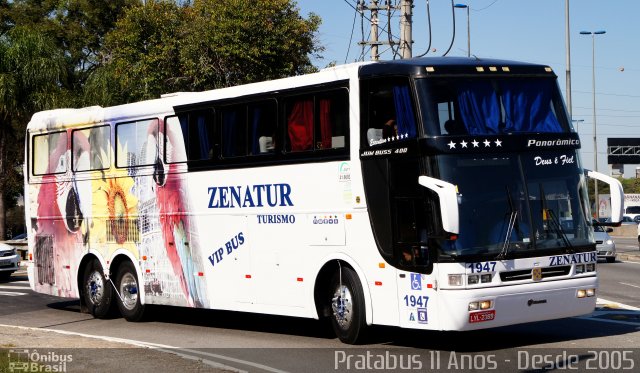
[30, 120, 209, 308]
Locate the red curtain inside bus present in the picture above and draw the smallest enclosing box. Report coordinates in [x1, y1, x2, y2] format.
[288, 99, 313, 151]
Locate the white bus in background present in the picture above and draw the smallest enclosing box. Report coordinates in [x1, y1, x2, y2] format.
[25, 57, 624, 344]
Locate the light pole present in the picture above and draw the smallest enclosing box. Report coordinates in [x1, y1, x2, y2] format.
[580, 29, 606, 219]
[565, 0, 572, 117]
[572, 119, 584, 128]
[454, 4, 470, 57]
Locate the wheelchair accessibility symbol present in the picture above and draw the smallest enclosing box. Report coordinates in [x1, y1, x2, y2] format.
[410, 273, 421, 290]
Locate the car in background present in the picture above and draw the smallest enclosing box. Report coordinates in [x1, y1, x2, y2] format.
[625, 206, 640, 222]
[0, 241, 20, 280]
[594, 224, 616, 263]
[619, 215, 637, 224]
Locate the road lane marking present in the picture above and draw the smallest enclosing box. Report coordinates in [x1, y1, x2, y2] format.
[0, 324, 288, 373]
[619, 282, 640, 289]
[596, 297, 640, 311]
[0, 285, 31, 290]
[576, 298, 640, 326]
[0, 291, 27, 296]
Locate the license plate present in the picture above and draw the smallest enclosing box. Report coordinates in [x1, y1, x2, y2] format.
[469, 310, 495, 323]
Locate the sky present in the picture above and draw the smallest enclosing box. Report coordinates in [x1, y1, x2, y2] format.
[297, 0, 640, 178]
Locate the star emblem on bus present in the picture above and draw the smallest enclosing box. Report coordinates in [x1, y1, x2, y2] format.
[483, 139, 491, 147]
[472, 140, 480, 147]
[448, 141, 456, 149]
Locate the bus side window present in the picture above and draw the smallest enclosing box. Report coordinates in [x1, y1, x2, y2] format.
[116, 119, 159, 168]
[286, 89, 348, 153]
[33, 131, 67, 175]
[316, 90, 348, 150]
[165, 116, 188, 163]
[72, 125, 111, 172]
[287, 97, 314, 152]
[221, 105, 249, 158]
[166, 110, 215, 162]
[248, 100, 277, 155]
[189, 111, 215, 160]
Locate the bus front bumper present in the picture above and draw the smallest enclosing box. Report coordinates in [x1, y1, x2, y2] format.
[437, 276, 598, 331]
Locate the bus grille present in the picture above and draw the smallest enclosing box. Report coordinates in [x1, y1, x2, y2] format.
[500, 266, 571, 282]
[35, 235, 55, 285]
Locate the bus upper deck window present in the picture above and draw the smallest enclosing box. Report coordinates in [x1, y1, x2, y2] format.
[365, 79, 417, 147]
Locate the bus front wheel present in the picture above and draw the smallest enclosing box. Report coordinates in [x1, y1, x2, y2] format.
[115, 261, 145, 321]
[329, 267, 367, 344]
[82, 259, 113, 318]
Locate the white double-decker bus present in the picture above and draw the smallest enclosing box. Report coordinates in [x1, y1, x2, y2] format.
[25, 58, 623, 344]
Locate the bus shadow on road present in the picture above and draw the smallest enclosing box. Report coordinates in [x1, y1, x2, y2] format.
[127, 305, 336, 339]
[370, 314, 640, 351]
[43, 302, 640, 348]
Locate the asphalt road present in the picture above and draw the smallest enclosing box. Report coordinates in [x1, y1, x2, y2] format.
[1, 256, 640, 373]
[598, 237, 640, 309]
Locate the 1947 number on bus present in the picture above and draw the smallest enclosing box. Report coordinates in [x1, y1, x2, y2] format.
[468, 261, 497, 273]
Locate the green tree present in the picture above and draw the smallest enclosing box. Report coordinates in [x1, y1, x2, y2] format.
[3, 0, 136, 95]
[85, 0, 186, 105]
[0, 27, 67, 238]
[86, 0, 322, 105]
[181, 0, 322, 90]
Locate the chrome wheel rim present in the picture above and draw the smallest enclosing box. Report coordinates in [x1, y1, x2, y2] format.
[119, 272, 138, 311]
[331, 284, 353, 330]
[86, 271, 104, 305]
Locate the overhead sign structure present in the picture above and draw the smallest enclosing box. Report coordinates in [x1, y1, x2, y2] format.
[607, 138, 640, 164]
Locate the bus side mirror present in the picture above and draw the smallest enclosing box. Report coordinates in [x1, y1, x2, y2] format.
[586, 170, 624, 225]
[418, 175, 459, 234]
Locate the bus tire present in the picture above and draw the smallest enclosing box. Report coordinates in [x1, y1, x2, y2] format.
[115, 261, 145, 321]
[82, 259, 113, 318]
[329, 267, 367, 344]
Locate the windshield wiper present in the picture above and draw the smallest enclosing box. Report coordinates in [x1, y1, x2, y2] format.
[539, 184, 574, 253]
[496, 186, 517, 260]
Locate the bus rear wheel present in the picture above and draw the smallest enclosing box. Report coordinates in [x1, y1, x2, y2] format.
[329, 267, 367, 344]
[115, 261, 145, 321]
[82, 259, 113, 318]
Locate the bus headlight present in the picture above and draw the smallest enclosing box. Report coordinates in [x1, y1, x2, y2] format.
[575, 264, 585, 274]
[449, 274, 463, 286]
[586, 263, 596, 272]
[469, 299, 492, 311]
[467, 275, 479, 285]
[577, 288, 596, 298]
[481, 274, 492, 283]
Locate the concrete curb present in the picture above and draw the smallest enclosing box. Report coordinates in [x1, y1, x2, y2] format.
[617, 253, 640, 263]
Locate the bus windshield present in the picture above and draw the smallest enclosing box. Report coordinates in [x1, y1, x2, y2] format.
[437, 150, 593, 260]
[417, 77, 571, 136]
